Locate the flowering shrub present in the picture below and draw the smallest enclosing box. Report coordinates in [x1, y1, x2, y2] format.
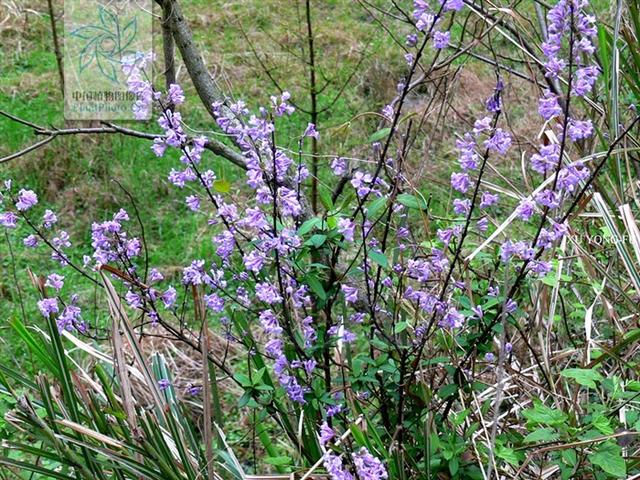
[1, 0, 640, 479]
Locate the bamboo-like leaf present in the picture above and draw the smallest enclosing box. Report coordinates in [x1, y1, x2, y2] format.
[10, 318, 59, 375]
[0, 457, 77, 480]
[111, 307, 138, 434]
[100, 271, 167, 414]
[593, 193, 640, 293]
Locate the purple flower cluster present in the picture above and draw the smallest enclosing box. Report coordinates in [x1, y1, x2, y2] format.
[540, 0, 598, 141]
[260, 309, 311, 403]
[90, 209, 141, 267]
[122, 52, 155, 120]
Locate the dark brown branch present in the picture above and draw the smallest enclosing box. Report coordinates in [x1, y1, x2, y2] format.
[161, 1, 177, 104]
[46, 0, 64, 96]
[159, 0, 227, 117]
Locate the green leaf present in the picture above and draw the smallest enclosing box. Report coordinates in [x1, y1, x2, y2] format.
[495, 445, 521, 467]
[589, 442, 626, 478]
[368, 127, 391, 143]
[449, 456, 459, 476]
[523, 428, 559, 443]
[561, 368, 603, 388]
[522, 401, 567, 426]
[368, 250, 388, 268]
[397, 193, 428, 210]
[298, 217, 322, 236]
[367, 196, 388, 218]
[438, 383, 458, 399]
[213, 179, 231, 193]
[308, 234, 327, 248]
[305, 274, 326, 300]
[319, 187, 334, 210]
[234, 373, 252, 387]
[264, 456, 292, 466]
[592, 413, 614, 435]
[394, 321, 408, 334]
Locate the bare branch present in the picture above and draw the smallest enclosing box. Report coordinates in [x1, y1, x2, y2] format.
[0, 110, 247, 169]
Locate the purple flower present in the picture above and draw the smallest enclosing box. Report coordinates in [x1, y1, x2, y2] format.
[535, 189, 560, 209]
[545, 56, 566, 79]
[15, 189, 37, 211]
[243, 250, 266, 272]
[341, 285, 358, 303]
[125, 290, 143, 309]
[278, 187, 302, 217]
[256, 282, 283, 304]
[486, 80, 504, 112]
[182, 259, 207, 285]
[0, 212, 18, 228]
[440, 307, 464, 329]
[214, 231, 236, 259]
[319, 421, 335, 445]
[433, 31, 450, 49]
[151, 138, 168, 157]
[404, 53, 414, 66]
[57, 304, 83, 333]
[326, 404, 343, 417]
[167, 83, 185, 105]
[477, 217, 489, 231]
[484, 128, 512, 155]
[530, 144, 559, 174]
[303, 122, 319, 139]
[453, 198, 470, 215]
[323, 453, 353, 480]
[187, 384, 203, 396]
[381, 104, 394, 120]
[572, 66, 599, 97]
[558, 162, 589, 192]
[185, 195, 200, 211]
[352, 447, 388, 480]
[338, 218, 355, 242]
[204, 293, 225, 312]
[406, 33, 418, 47]
[457, 134, 478, 170]
[442, 0, 464, 11]
[480, 191, 499, 209]
[450, 172, 470, 193]
[43, 209, 57, 229]
[158, 379, 171, 391]
[473, 116, 493, 136]
[45, 273, 64, 291]
[271, 91, 295, 116]
[485, 352, 495, 362]
[161, 286, 177, 308]
[515, 199, 536, 221]
[331, 157, 347, 176]
[567, 118, 594, 141]
[149, 268, 164, 283]
[23, 234, 39, 248]
[529, 260, 552, 276]
[351, 171, 372, 197]
[500, 240, 528, 263]
[538, 90, 562, 120]
[37, 298, 59, 318]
